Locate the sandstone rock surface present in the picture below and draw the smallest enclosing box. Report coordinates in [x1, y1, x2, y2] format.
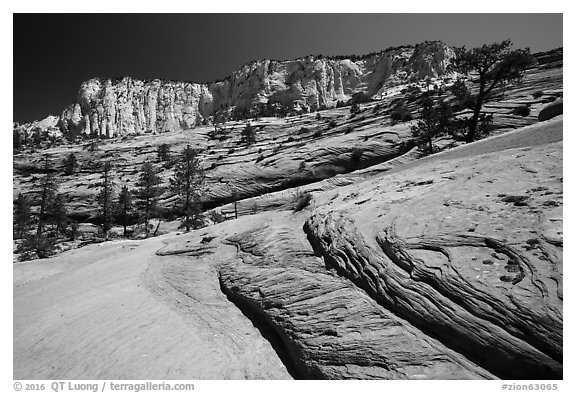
[538, 99, 563, 121]
[157, 119, 562, 379]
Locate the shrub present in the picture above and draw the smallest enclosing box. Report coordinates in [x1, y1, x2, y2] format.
[287, 136, 295, 142]
[292, 190, 313, 212]
[209, 210, 226, 224]
[228, 148, 235, 154]
[532, 90, 544, 99]
[513, 105, 531, 117]
[157, 143, 170, 161]
[450, 79, 469, 102]
[66, 222, 80, 241]
[297, 127, 310, 135]
[391, 106, 412, 122]
[351, 148, 364, 162]
[406, 93, 420, 103]
[344, 127, 353, 134]
[241, 123, 257, 145]
[327, 120, 337, 129]
[313, 129, 323, 138]
[350, 92, 370, 104]
[390, 109, 403, 121]
[477, 113, 495, 136]
[17, 234, 56, 261]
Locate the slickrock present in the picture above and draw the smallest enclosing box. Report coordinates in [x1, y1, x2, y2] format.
[303, 119, 563, 379]
[162, 212, 493, 379]
[152, 119, 563, 380]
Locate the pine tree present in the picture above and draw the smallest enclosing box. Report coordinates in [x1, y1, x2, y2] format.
[449, 39, 534, 142]
[97, 162, 115, 238]
[136, 162, 163, 234]
[36, 156, 58, 236]
[170, 145, 205, 231]
[49, 193, 68, 235]
[157, 144, 170, 162]
[13, 193, 32, 239]
[63, 153, 78, 175]
[410, 97, 453, 155]
[241, 123, 256, 146]
[116, 185, 133, 237]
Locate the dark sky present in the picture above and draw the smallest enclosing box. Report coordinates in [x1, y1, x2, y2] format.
[13, 13, 562, 123]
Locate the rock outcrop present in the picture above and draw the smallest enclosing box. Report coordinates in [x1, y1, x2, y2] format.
[218, 216, 493, 379]
[538, 99, 563, 121]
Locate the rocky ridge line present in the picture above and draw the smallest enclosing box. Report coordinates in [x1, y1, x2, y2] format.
[16, 41, 454, 139]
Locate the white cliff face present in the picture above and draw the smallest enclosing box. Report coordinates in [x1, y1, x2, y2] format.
[72, 77, 213, 137]
[18, 41, 455, 139]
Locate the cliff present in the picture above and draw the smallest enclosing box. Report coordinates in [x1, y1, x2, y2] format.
[18, 41, 454, 139]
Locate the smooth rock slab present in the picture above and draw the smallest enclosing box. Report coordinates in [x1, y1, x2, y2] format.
[214, 214, 494, 379]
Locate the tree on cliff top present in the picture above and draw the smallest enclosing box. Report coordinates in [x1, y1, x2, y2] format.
[449, 39, 534, 142]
